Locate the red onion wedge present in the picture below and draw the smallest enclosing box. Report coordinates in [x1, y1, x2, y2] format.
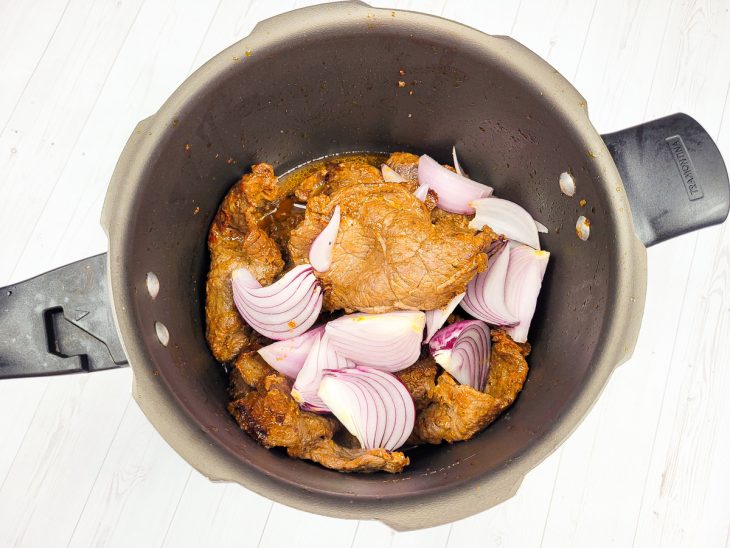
[381, 164, 406, 183]
[318, 366, 415, 451]
[461, 244, 519, 327]
[413, 183, 430, 202]
[429, 320, 491, 391]
[452, 145, 465, 176]
[417, 154, 492, 214]
[231, 265, 323, 341]
[257, 326, 325, 378]
[424, 292, 465, 343]
[504, 244, 550, 343]
[469, 197, 541, 249]
[291, 332, 352, 413]
[309, 205, 340, 273]
[325, 311, 425, 372]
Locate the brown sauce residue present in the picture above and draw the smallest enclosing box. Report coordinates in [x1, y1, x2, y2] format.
[278, 152, 387, 193]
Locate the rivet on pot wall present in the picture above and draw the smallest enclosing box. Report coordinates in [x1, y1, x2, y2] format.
[155, 321, 170, 347]
[146, 272, 160, 299]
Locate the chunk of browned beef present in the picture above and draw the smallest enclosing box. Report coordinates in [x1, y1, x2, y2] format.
[294, 166, 328, 202]
[303, 440, 409, 473]
[288, 181, 495, 312]
[386, 152, 420, 181]
[228, 352, 409, 473]
[411, 329, 529, 444]
[410, 372, 500, 444]
[229, 349, 275, 399]
[212, 156, 526, 474]
[228, 370, 336, 450]
[205, 164, 285, 362]
[323, 158, 384, 192]
[396, 357, 438, 411]
[295, 157, 416, 203]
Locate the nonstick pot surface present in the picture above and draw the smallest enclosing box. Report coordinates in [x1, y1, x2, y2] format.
[102, 3, 645, 526]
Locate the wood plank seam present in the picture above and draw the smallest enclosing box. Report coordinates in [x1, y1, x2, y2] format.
[64, 394, 133, 546]
[5, 0, 148, 284]
[159, 468, 194, 547]
[0, 380, 52, 491]
[1, 2, 728, 546]
[628, 2, 730, 543]
[0, 0, 73, 135]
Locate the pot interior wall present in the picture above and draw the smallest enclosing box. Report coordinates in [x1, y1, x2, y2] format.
[127, 19, 615, 499]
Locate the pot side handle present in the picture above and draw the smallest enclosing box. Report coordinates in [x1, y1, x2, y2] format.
[0, 254, 128, 379]
[601, 113, 729, 247]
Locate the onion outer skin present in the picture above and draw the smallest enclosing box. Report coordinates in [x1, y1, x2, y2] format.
[535, 220, 549, 233]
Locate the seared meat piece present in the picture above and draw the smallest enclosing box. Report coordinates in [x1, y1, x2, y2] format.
[411, 373, 500, 444]
[206, 164, 285, 362]
[324, 158, 384, 192]
[228, 352, 409, 473]
[289, 181, 495, 312]
[386, 151, 420, 181]
[229, 349, 274, 399]
[412, 329, 529, 444]
[266, 197, 306, 266]
[229, 371, 337, 450]
[396, 357, 438, 411]
[485, 329, 531, 402]
[295, 157, 416, 203]
[294, 166, 328, 202]
[239, 162, 283, 209]
[207, 228, 283, 362]
[431, 207, 471, 230]
[304, 440, 408, 473]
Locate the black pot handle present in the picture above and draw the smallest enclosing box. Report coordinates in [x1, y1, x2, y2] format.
[602, 113, 730, 247]
[0, 253, 128, 379]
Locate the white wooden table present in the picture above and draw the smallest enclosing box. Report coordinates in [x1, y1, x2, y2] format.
[1, 1, 729, 546]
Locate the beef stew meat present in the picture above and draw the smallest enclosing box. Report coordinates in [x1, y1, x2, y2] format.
[411, 330, 529, 445]
[228, 352, 410, 472]
[288, 180, 495, 312]
[205, 164, 285, 362]
[206, 153, 531, 473]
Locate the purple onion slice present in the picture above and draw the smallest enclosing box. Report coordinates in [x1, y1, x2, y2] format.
[429, 320, 491, 391]
[318, 366, 415, 450]
[232, 265, 322, 340]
